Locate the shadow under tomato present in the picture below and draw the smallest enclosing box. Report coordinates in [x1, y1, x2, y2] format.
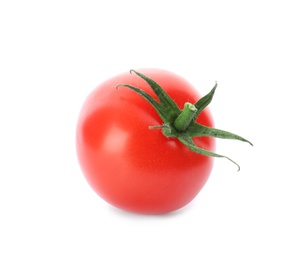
[106, 199, 197, 219]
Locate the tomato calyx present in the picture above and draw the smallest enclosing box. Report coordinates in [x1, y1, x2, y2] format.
[116, 70, 253, 171]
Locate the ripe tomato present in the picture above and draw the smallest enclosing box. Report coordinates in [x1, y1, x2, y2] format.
[76, 68, 216, 214]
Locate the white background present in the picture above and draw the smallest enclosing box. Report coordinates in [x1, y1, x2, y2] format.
[1, 0, 298, 259]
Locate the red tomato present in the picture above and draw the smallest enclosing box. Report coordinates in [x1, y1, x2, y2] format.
[76, 68, 215, 214]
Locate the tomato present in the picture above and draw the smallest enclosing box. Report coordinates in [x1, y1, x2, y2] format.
[76, 68, 252, 214]
[76, 68, 215, 214]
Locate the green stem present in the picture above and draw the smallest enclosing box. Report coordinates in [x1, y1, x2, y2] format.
[173, 102, 198, 132]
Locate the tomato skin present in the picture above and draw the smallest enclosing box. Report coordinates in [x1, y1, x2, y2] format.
[76, 68, 215, 214]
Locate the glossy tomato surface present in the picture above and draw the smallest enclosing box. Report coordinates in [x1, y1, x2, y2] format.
[76, 68, 215, 214]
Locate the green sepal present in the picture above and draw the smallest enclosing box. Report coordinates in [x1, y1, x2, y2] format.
[129, 70, 181, 123]
[187, 123, 253, 146]
[194, 82, 217, 118]
[116, 70, 252, 171]
[178, 135, 241, 171]
[116, 83, 168, 121]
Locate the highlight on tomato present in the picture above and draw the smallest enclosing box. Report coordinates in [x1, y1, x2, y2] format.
[76, 68, 252, 214]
